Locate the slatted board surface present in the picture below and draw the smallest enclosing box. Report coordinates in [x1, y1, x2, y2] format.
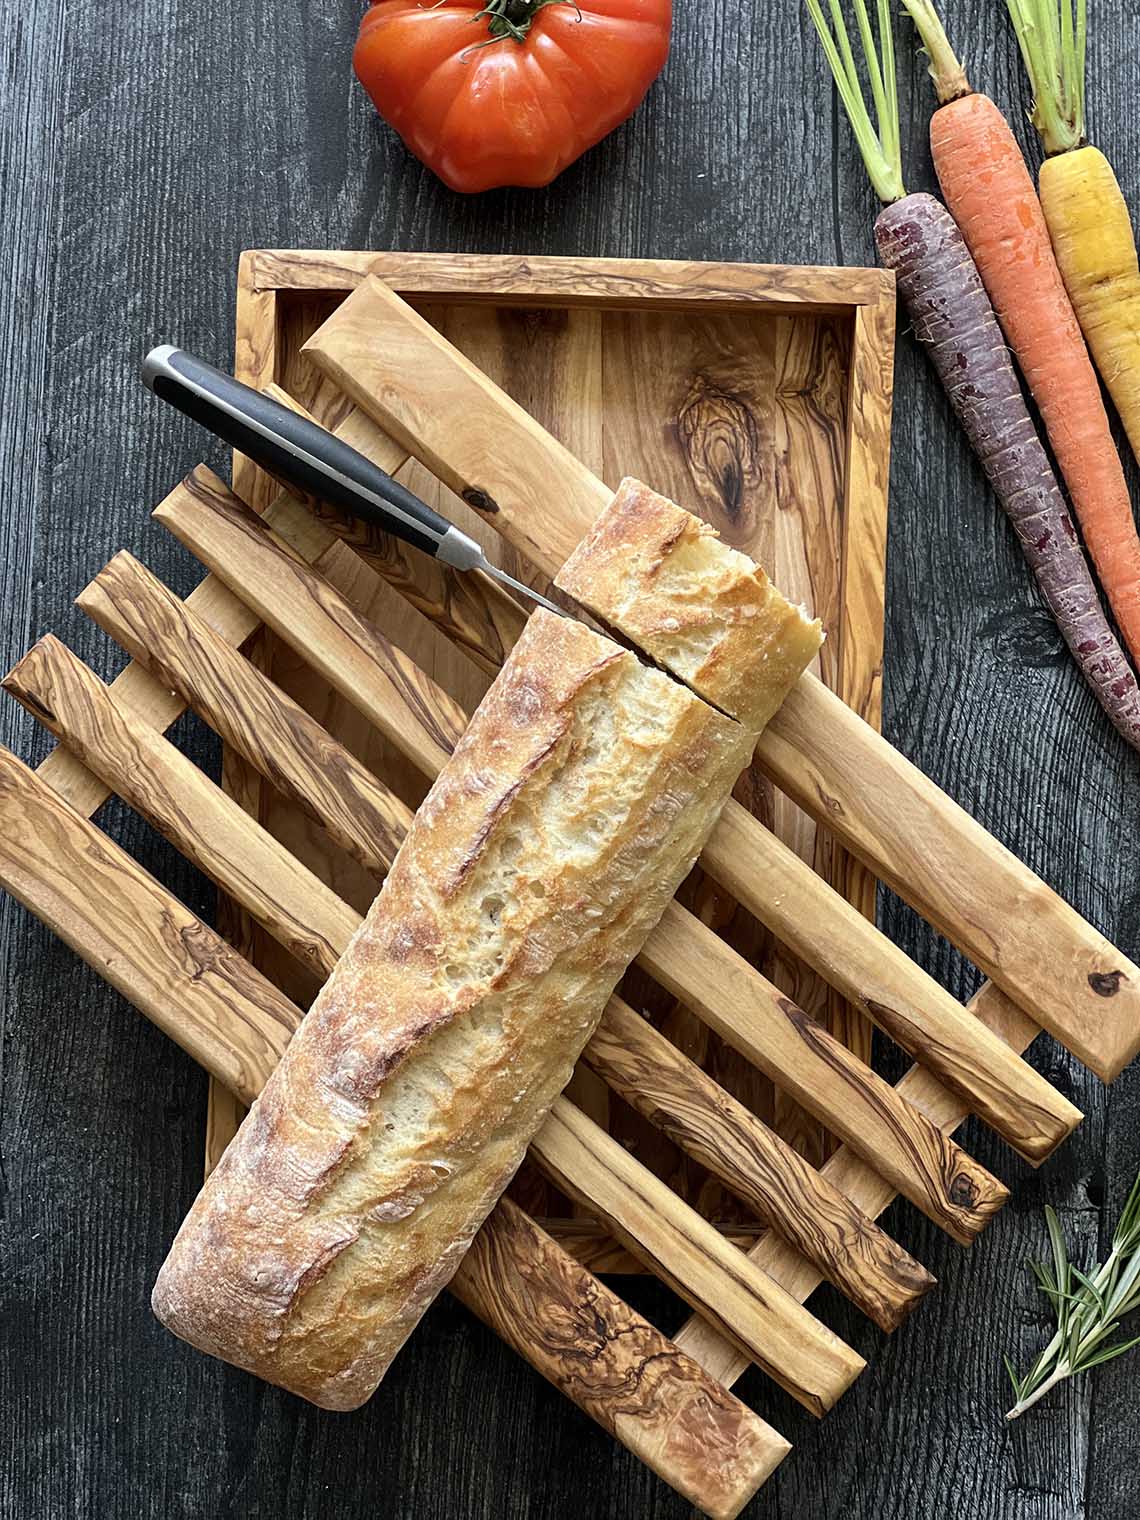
[220, 250, 893, 1209]
[2, 257, 1138, 1517]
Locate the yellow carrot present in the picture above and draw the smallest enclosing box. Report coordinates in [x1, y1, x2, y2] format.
[1041, 146, 1140, 466]
[1008, 0, 1140, 469]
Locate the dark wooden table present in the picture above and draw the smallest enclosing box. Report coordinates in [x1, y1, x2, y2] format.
[2, 3, 1138, 1516]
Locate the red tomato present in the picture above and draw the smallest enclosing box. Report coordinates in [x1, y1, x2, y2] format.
[353, 0, 672, 193]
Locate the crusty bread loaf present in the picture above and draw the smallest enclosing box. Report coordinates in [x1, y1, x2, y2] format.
[152, 610, 759, 1409]
[556, 478, 824, 731]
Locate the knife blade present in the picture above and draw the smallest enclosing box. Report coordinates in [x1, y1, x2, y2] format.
[141, 345, 570, 621]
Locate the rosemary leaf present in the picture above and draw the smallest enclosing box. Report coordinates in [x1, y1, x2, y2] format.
[1076, 1335, 1140, 1374]
[1005, 1172, 1140, 1421]
[1002, 1353, 1023, 1399]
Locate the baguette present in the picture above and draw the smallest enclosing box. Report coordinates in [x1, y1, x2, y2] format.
[556, 477, 824, 731]
[153, 611, 766, 1409]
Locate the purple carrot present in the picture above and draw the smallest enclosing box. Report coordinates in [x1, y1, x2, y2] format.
[804, 0, 1140, 753]
[876, 197, 1140, 749]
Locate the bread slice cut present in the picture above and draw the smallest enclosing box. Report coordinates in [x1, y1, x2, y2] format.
[556, 477, 824, 732]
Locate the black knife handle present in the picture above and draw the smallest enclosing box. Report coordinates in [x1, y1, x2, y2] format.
[141, 346, 468, 563]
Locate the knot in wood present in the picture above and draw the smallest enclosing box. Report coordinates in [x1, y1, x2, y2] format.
[1089, 969, 1125, 997]
[675, 375, 764, 538]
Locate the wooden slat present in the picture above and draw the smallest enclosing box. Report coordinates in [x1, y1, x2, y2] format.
[752, 680, 1138, 1082]
[643, 903, 1006, 1246]
[0, 746, 295, 1105]
[154, 468, 1009, 1244]
[413, 1195, 791, 1520]
[246, 247, 887, 311]
[6, 634, 865, 1414]
[77, 552, 412, 876]
[697, 807, 1081, 1163]
[233, 251, 281, 513]
[673, 981, 1040, 1384]
[301, 277, 1140, 1082]
[0, 745, 785, 1512]
[586, 999, 934, 1332]
[303, 279, 609, 571]
[822, 280, 896, 1070]
[3, 636, 359, 982]
[531, 1099, 864, 1416]
[80, 528, 1082, 1167]
[35, 570, 260, 818]
[75, 552, 932, 1330]
[534, 1222, 761, 1274]
[269, 394, 531, 678]
[223, 256, 286, 1166]
[154, 475, 461, 780]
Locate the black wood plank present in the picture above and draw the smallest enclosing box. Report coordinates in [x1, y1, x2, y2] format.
[1, 1, 1138, 1515]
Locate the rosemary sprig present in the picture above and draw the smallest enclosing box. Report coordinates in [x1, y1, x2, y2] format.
[1005, 1170, 1140, 1420]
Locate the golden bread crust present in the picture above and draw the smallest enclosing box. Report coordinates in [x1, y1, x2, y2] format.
[152, 611, 756, 1408]
[555, 478, 824, 731]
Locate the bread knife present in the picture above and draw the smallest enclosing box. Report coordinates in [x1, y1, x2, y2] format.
[141, 345, 569, 619]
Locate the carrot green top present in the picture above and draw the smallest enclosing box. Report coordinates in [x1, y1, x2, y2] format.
[897, 0, 971, 105]
[1006, 0, 1087, 156]
[803, 0, 904, 203]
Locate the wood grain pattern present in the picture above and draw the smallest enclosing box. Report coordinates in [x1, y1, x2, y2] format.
[643, 903, 1009, 1247]
[0, 747, 295, 1105]
[233, 251, 281, 514]
[34, 569, 260, 819]
[248, 248, 887, 310]
[77, 552, 413, 876]
[758, 678, 1140, 1081]
[530, 1098, 865, 1416]
[596, 307, 840, 1167]
[824, 279, 896, 1069]
[154, 465, 1010, 1243]
[35, 462, 1082, 1447]
[154, 469, 465, 775]
[303, 277, 611, 572]
[261, 274, 892, 1187]
[699, 803, 1082, 1164]
[446, 1197, 790, 1520]
[671, 979, 1043, 1385]
[584, 998, 934, 1331]
[2, 635, 360, 983]
[75, 546, 931, 1328]
[5, 9, 1137, 1515]
[304, 282, 1140, 1083]
[282, 383, 1082, 1169]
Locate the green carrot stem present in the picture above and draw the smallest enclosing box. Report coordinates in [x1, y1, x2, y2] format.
[1005, 0, 1086, 155]
[897, 0, 971, 104]
[803, 0, 905, 202]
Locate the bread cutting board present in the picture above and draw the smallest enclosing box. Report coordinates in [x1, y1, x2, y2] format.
[222, 250, 895, 1244]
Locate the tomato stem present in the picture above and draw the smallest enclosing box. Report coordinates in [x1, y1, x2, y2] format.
[467, 0, 581, 48]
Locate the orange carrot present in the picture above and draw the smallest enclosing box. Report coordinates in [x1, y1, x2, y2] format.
[901, 3, 1140, 667]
